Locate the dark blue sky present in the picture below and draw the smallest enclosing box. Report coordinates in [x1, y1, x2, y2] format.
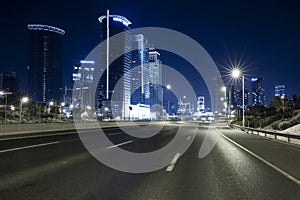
[1, 0, 300, 104]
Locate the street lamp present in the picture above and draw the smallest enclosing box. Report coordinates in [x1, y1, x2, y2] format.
[60, 102, 65, 120]
[19, 97, 29, 123]
[162, 84, 172, 119]
[231, 69, 245, 127]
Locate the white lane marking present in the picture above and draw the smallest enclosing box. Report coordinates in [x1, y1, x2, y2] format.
[106, 140, 134, 149]
[216, 128, 300, 187]
[0, 141, 60, 153]
[187, 136, 191, 140]
[166, 153, 181, 172]
[107, 132, 123, 136]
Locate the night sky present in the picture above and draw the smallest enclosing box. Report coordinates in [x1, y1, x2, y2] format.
[1, 0, 300, 104]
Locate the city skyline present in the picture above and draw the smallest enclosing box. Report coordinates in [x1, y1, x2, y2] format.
[1, 0, 300, 104]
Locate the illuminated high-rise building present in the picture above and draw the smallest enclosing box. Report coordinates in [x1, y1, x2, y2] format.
[98, 13, 132, 119]
[72, 60, 95, 108]
[251, 77, 265, 106]
[149, 48, 163, 117]
[275, 85, 286, 97]
[131, 34, 150, 105]
[27, 24, 65, 102]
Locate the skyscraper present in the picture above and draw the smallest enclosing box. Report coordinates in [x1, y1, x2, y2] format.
[27, 24, 65, 102]
[98, 13, 132, 119]
[131, 34, 150, 105]
[72, 60, 95, 108]
[275, 85, 286, 97]
[148, 48, 163, 117]
[251, 77, 265, 106]
[212, 77, 225, 112]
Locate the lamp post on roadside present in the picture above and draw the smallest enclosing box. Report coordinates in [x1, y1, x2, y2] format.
[60, 102, 65, 120]
[162, 84, 171, 120]
[231, 69, 245, 127]
[19, 97, 29, 123]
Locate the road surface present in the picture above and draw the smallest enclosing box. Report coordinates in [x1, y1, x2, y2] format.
[0, 122, 299, 199]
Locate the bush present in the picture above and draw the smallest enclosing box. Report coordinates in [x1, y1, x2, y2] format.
[271, 121, 280, 130]
[278, 121, 291, 130]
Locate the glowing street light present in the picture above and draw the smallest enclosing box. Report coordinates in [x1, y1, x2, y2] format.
[231, 69, 241, 79]
[19, 97, 29, 123]
[231, 68, 245, 127]
[166, 84, 171, 90]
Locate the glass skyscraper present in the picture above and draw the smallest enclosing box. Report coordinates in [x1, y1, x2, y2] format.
[149, 48, 163, 117]
[131, 34, 150, 105]
[27, 24, 65, 102]
[98, 14, 132, 119]
[275, 85, 286, 97]
[251, 77, 266, 106]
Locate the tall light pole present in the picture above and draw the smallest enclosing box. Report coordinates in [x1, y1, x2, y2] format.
[231, 69, 245, 127]
[162, 84, 171, 120]
[166, 84, 171, 114]
[60, 102, 65, 120]
[19, 97, 29, 123]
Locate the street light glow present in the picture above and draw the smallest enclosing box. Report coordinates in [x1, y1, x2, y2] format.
[49, 101, 54, 106]
[21, 97, 29, 103]
[166, 84, 171, 90]
[231, 69, 241, 79]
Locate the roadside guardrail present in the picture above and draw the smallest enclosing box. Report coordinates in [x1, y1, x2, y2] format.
[230, 124, 300, 143]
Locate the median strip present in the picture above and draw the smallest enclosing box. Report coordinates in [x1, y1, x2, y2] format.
[0, 141, 60, 153]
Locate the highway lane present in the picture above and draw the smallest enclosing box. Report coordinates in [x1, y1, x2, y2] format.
[0, 122, 299, 199]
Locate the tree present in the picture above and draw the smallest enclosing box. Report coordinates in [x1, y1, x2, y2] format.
[269, 96, 293, 119]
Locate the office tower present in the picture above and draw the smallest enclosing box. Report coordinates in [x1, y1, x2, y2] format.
[72, 60, 95, 108]
[212, 77, 225, 112]
[98, 13, 132, 119]
[275, 85, 286, 97]
[197, 96, 205, 112]
[27, 24, 65, 102]
[0, 72, 19, 92]
[131, 34, 150, 105]
[233, 89, 249, 108]
[148, 48, 163, 117]
[251, 77, 266, 106]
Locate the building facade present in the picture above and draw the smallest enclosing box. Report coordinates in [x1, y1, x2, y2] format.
[27, 24, 65, 102]
[98, 14, 132, 119]
[275, 85, 286, 97]
[72, 60, 95, 108]
[148, 48, 163, 118]
[251, 77, 266, 106]
[131, 34, 150, 105]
